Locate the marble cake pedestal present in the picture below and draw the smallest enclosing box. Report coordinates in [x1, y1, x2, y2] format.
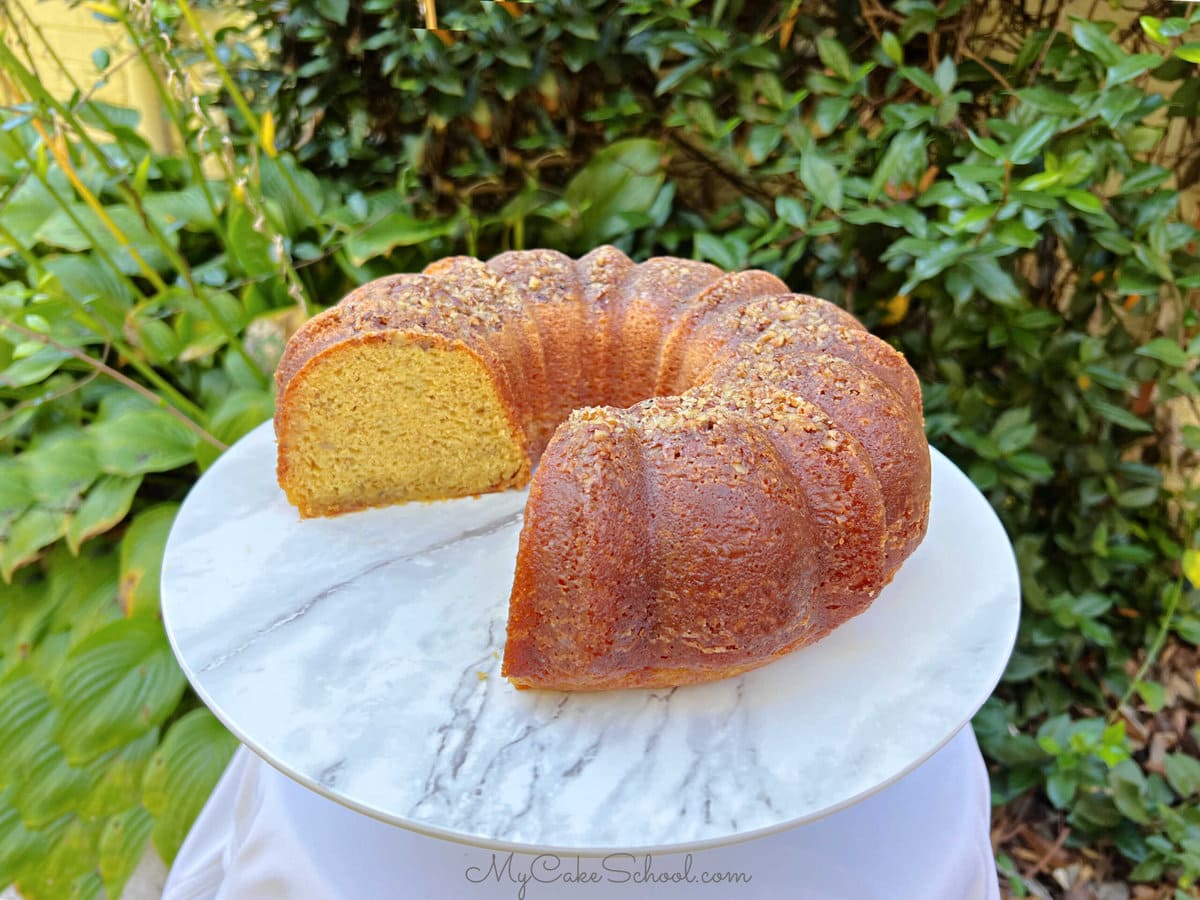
[161, 422, 1019, 871]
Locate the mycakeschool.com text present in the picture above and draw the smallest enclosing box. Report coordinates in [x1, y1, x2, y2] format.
[464, 852, 752, 899]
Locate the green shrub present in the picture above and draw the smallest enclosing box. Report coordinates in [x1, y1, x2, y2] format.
[1, 0, 1199, 896]
[244, 0, 627, 190]
[0, 3, 376, 894]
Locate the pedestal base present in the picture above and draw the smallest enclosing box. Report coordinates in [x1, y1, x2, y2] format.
[164, 727, 999, 900]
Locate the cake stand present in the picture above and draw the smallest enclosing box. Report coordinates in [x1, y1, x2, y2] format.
[161, 421, 1019, 856]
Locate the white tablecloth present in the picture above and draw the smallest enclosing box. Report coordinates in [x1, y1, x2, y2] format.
[164, 726, 999, 900]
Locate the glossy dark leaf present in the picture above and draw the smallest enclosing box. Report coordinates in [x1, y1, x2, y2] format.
[1136, 337, 1188, 367]
[1088, 398, 1153, 433]
[1072, 19, 1126, 66]
[562, 139, 666, 248]
[798, 151, 842, 212]
[1007, 118, 1059, 164]
[344, 212, 457, 267]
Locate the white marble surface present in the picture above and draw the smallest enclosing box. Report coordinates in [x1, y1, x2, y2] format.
[161, 422, 1019, 855]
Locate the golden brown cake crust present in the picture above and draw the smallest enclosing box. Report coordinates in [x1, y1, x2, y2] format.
[274, 247, 932, 691]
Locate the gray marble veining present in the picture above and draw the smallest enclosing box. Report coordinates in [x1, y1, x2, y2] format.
[161, 423, 1019, 854]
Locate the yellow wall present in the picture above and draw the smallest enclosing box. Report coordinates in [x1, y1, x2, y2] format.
[0, 1, 178, 152]
[0, 1, 251, 155]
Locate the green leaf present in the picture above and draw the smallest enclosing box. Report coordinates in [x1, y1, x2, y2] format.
[562, 139, 667, 248]
[1136, 337, 1188, 367]
[0, 459, 32, 525]
[996, 423, 1037, 455]
[35, 204, 175, 276]
[995, 220, 1040, 248]
[91, 409, 198, 476]
[75, 101, 141, 132]
[1119, 164, 1171, 194]
[0, 786, 49, 883]
[966, 130, 1003, 159]
[1165, 752, 1200, 797]
[1015, 170, 1060, 192]
[18, 816, 103, 897]
[799, 151, 842, 212]
[170, 288, 245, 363]
[316, 0, 349, 25]
[1007, 452, 1053, 480]
[226, 204, 277, 277]
[208, 388, 273, 448]
[1007, 118, 1059, 164]
[71, 872, 104, 900]
[965, 258, 1022, 306]
[1176, 43, 1200, 64]
[1116, 485, 1159, 508]
[44, 547, 121, 641]
[869, 129, 926, 201]
[53, 617, 186, 765]
[1160, 17, 1190, 38]
[344, 212, 455, 267]
[12, 740, 107, 828]
[1128, 858, 1164, 882]
[813, 98, 849, 136]
[1015, 86, 1081, 116]
[933, 56, 957, 95]
[43, 251, 133, 309]
[694, 233, 746, 271]
[953, 204, 997, 233]
[775, 195, 807, 228]
[142, 184, 228, 232]
[1064, 190, 1104, 214]
[0, 346, 71, 387]
[80, 729, 159, 821]
[1183, 548, 1200, 588]
[1110, 760, 1152, 824]
[900, 65, 942, 97]
[1117, 262, 1162, 295]
[1134, 680, 1165, 712]
[118, 504, 179, 618]
[66, 475, 142, 554]
[26, 436, 99, 507]
[880, 32, 903, 66]
[2, 508, 69, 581]
[1088, 398, 1153, 433]
[259, 156, 324, 235]
[817, 36, 854, 81]
[1095, 84, 1143, 127]
[0, 673, 56, 781]
[99, 806, 154, 898]
[1071, 19, 1126, 66]
[746, 124, 782, 163]
[143, 709, 237, 864]
[1140, 16, 1166, 44]
[1046, 770, 1077, 808]
[1106, 53, 1162, 86]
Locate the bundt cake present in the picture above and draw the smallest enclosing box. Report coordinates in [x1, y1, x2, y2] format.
[273, 247, 931, 690]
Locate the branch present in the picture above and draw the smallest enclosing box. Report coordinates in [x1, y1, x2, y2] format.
[0, 318, 227, 452]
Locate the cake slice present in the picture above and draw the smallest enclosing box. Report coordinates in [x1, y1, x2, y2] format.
[274, 275, 530, 516]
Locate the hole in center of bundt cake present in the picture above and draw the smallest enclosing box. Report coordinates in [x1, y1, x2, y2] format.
[276, 335, 529, 516]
